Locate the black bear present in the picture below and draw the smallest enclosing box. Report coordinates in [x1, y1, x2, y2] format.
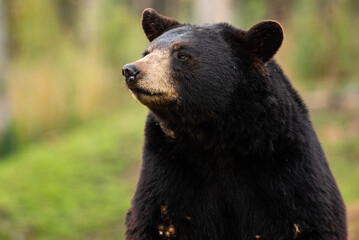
[122, 8, 347, 240]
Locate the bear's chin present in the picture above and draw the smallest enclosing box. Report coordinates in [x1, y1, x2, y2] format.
[129, 89, 176, 107]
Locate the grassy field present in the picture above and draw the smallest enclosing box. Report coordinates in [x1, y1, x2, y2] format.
[0, 94, 358, 239]
[0, 97, 147, 240]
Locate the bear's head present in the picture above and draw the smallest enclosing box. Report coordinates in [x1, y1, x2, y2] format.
[123, 8, 284, 136]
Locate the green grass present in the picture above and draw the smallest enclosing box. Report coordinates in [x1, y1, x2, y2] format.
[321, 137, 359, 204]
[312, 110, 359, 204]
[0, 101, 147, 240]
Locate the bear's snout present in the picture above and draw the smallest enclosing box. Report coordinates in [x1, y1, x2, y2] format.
[122, 63, 140, 85]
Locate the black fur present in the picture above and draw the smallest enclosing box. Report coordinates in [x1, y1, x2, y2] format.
[125, 9, 347, 240]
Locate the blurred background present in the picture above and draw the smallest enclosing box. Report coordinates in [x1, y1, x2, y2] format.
[0, 0, 358, 239]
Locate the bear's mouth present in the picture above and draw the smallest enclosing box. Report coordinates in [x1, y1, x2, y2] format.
[129, 87, 163, 96]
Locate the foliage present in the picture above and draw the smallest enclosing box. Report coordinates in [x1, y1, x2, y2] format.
[1, 1, 147, 152]
[291, 0, 359, 80]
[99, 1, 147, 67]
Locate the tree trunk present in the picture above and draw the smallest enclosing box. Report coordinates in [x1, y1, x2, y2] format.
[0, 0, 10, 137]
[78, 0, 100, 49]
[195, 0, 233, 24]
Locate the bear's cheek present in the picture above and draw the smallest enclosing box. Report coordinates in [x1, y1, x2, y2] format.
[129, 50, 179, 105]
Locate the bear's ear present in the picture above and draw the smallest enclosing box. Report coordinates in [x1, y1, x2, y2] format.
[244, 20, 283, 63]
[141, 8, 180, 42]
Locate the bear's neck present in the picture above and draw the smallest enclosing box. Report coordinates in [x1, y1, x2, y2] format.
[150, 102, 311, 159]
[152, 112, 267, 158]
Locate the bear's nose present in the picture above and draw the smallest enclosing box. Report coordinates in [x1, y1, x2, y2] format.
[122, 63, 140, 84]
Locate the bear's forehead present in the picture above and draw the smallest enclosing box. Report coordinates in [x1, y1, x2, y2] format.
[148, 24, 218, 51]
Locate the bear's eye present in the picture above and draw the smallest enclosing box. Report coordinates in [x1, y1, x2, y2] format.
[178, 54, 189, 61]
[142, 50, 149, 57]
